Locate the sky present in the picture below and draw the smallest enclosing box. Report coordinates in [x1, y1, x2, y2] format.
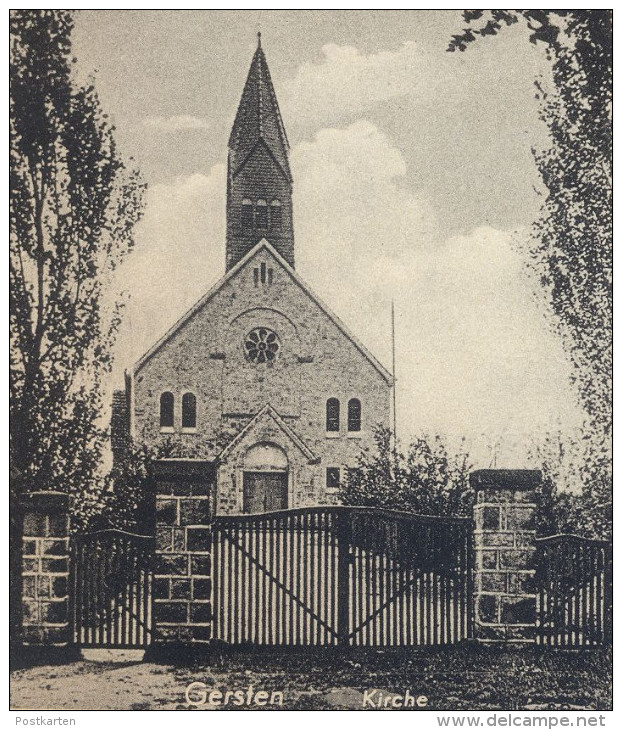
[72, 10, 583, 467]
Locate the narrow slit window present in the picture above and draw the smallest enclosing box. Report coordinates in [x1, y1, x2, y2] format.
[253, 267, 259, 287]
[182, 392, 197, 429]
[159, 392, 174, 429]
[241, 198, 253, 227]
[267, 268, 273, 285]
[255, 199, 268, 228]
[270, 199, 282, 230]
[348, 398, 361, 432]
[326, 398, 340, 432]
[260, 262, 266, 283]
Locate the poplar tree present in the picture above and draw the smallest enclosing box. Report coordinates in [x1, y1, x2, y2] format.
[10, 10, 145, 517]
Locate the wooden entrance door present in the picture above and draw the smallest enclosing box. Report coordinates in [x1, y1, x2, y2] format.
[243, 471, 288, 513]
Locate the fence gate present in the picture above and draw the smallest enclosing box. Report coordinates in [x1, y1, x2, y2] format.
[212, 506, 473, 646]
[536, 534, 612, 647]
[71, 530, 154, 648]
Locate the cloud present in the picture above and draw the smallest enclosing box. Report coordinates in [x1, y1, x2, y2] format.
[112, 167, 226, 369]
[141, 115, 210, 132]
[291, 121, 582, 457]
[283, 42, 423, 130]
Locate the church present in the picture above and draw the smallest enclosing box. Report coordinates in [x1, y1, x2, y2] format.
[115, 37, 393, 514]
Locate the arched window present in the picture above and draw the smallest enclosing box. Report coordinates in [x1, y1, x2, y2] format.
[326, 398, 340, 432]
[159, 392, 174, 429]
[182, 392, 197, 429]
[348, 398, 361, 432]
[241, 199, 253, 227]
[255, 199, 268, 229]
[270, 199, 282, 230]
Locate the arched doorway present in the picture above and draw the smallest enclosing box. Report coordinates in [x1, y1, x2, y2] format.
[242, 443, 288, 513]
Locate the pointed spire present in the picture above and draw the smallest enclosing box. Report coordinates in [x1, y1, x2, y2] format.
[228, 38, 291, 180]
[226, 39, 295, 270]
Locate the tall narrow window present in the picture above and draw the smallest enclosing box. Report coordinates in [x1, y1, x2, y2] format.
[159, 392, 174, 429]
[348, 398, 361, 432]
[241, 198, 253, 227]
[270, 199, 282, 229]
[326, 398, 340, 432]
[255, 199, 268, 228]
[182, 392, 197, 429]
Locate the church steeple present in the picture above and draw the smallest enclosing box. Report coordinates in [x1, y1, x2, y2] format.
[226, 38, 294, 270]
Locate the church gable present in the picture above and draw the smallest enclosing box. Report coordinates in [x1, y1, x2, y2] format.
[133, 240, 392, 387]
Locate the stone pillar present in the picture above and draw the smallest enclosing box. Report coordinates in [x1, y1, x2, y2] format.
[21, 492, 71, 646]
[152, 459, 215, 646]
[471, 469, 541, 642]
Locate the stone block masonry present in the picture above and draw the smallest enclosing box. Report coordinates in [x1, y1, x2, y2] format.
[471, 470, 541, 642]
[152, 459, 216, 645]
[21, 492, 71, 646]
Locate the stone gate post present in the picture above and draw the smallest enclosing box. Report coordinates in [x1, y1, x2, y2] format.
[470, 469, 541, 642]
[152, 459, 215, 647]
[20, 491, 71, 646]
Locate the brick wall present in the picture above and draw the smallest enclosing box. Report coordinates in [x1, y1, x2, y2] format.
[21, 492, 71, 646]
[471, 469, 541, 642]
[152, 460, 215, 644]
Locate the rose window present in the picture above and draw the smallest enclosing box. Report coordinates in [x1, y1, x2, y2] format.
[244, 327, 280, 363]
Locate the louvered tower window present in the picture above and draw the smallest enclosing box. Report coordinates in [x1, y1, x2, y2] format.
[241, 199, 253, 227]
[255, 199, 268, 228]
[270, 199, 282, 229]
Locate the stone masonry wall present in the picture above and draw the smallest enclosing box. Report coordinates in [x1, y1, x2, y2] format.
[471, 469, 541, 642]
[152, 460, 215, 645]
[131, 245, 391, 512]
[21, 492, 71, 646]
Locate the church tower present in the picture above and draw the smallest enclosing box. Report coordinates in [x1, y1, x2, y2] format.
[226, 35, 294, 270]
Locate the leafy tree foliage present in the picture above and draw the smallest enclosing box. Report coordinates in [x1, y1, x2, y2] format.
[448, 11, 612, 537]
[339, 427, 473, 517]
[10, 11, 145, 508]
[526, 432, 586, 538]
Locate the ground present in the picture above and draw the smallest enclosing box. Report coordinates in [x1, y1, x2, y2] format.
[10, 646, 612, 711]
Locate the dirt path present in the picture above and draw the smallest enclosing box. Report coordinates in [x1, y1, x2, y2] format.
[10, 647, 612, 711]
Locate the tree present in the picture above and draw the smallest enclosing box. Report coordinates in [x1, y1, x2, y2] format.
[10, 10, 145, 512]
[340, 427, 473, 518]
[448, 11, 612, 537]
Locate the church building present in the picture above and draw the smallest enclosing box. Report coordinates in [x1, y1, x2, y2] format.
[116, 38, 393, 514]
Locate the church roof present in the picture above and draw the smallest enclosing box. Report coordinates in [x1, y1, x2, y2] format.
[132, 239, 393, 384]
[228, 36, 291, 181]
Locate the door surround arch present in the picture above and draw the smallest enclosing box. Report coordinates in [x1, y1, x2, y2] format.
[242, 442, 289, 513]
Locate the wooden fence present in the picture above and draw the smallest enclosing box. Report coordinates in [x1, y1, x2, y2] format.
[212, 506, 473, 647]
[536, 534, 612, 647]
[70, 530, 154, 648]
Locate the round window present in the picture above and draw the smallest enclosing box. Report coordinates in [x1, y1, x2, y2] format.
[244, 327, 280, 363]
